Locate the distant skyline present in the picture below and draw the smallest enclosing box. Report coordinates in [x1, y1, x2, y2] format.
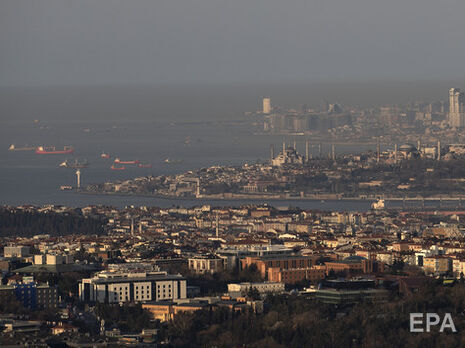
[2, 0, 465, 87]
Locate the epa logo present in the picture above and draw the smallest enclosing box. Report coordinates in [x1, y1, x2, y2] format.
[410, 313, 457, 333]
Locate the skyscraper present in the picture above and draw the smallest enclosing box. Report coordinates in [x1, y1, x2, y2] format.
[448, 88, 465, 128]
[263, 98, 271, 114]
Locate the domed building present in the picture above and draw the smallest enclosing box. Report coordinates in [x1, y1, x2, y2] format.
[271, 143, 304, 166]
[398, 143, 420, 160]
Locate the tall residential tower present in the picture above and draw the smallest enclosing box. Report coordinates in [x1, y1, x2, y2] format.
[262, 97, 271, 114]
[449, 88, 465, 127]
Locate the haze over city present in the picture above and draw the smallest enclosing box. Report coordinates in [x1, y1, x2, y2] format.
[2, 0, 465, 87]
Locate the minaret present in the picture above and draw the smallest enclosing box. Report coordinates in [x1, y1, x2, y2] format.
[293, 139, 296, 150]
[139, 223, 142, 234]
[215, 213, 219, 238]
[394, 144, 398, 163]
[270, 145, 274, 162]
[305, 140, 309, 162]
[282, 141, 286, 154]
[75, 169, 81, 189]
[318, 143, 322, 158]
[437, 140, 441, 161]
[131, 218, 134, 236]
[196, 178, 200, 197]
[377, 143, 380, 163]
[331, 144, 335, 161]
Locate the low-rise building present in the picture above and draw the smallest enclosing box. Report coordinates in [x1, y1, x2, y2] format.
[227, 282, 285, 296]
[4, 246, 30, 258]
[423, 256, 451, 275]
[268, 265, 326, 284]
[188, 256, 223, 274]
[79, 271, 187, 304]
[0, 281, 58, 310]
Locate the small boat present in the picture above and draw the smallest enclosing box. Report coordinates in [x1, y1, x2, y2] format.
[114, 158, 140, 164]
[101, 152, 110, 159]
[164, 158, 183, 164]
[60, 185, 73, 191]
[110, 164, 126, 170]
[138, 163, 152, 168]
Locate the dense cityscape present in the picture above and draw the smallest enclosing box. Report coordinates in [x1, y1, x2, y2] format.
[4, 88, 465, 346]
[4, 1, 465, 345]
[2, 201, 465, 346]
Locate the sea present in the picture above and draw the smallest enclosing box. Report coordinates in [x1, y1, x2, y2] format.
[0, 83, 452, 211]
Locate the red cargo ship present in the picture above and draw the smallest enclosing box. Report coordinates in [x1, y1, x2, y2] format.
[35, 146, 74, 154]
[114, 158, 140, 164]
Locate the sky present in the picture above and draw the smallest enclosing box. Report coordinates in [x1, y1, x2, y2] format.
[2, 0, 465, 87]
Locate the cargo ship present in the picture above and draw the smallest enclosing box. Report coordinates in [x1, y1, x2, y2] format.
[59, 159, 88, 169]
[35, 146, 74, 155]
[9, 144, 36, 151]
[114, 158, 140, 164]
[110, 164, 126, 170]
[100, 152, 110, 159]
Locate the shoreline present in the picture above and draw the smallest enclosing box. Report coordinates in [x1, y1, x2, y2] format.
[75, 190, 465, 202]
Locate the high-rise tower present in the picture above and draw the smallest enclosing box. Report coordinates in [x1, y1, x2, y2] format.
[449, 88, 465, 127]
[262, 98, 271, 114]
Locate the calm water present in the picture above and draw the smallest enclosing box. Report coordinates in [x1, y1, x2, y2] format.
[0, 119, 376, 210]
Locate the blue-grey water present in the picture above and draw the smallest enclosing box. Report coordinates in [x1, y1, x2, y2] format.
[0, 118, 376, 210]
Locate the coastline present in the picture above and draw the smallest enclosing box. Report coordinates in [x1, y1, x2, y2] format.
[75, 190, 465, 202]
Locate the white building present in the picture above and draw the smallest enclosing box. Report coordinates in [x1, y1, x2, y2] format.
[79, 271, 187, 304]
[227, 282, 285, 296]
[34, 254, 74, 265]
[271, 144, 304, 166]
[263, 98, 271, 114]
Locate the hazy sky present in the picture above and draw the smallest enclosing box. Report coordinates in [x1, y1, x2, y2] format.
[2, 0, 465, 87]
